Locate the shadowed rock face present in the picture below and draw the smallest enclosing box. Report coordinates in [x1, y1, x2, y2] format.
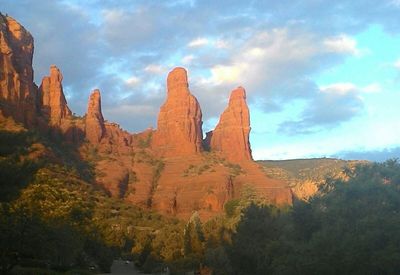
[206, 87, 252, 162]
[152, 67, 203, 157]
[0, 13, 37, 126]
[85, 89, 105, 144]
[39, 65, 72, 125]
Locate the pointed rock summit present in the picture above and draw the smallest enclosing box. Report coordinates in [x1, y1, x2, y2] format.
[0, 13, 37, 126]
[39, 65, 72, 125]
[206, 87, 252, 162]
[85, 89, 105, 144]
[152, 67, 203, 156]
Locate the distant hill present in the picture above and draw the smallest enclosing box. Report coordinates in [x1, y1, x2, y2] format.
[258, 158, 368, 199]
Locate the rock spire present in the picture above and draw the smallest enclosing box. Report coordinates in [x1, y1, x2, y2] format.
[206, 87, 252, 162]
[152, 67, 203, 156]
[85, 89, 105, 143]
[39, 65, 72, 125]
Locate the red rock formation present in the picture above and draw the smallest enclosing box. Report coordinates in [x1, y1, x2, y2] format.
[39, 65, 72, 125]
[206, 87, 252, 162]
[85, 89, 105, 144]
[0, 13, 37, 126]
[0, 15, 293, 221]
[152, 67, 203, 157]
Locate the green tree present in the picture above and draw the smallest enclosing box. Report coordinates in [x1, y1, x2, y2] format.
[183, 212, 205, 257]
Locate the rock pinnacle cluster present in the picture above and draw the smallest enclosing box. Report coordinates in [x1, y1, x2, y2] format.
[0, 14, 292, 220]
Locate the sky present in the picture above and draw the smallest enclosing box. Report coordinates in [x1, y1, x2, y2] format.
[3, 0, 400, 161]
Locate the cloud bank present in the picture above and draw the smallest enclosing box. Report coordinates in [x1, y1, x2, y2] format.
[2, 0, 400, 140]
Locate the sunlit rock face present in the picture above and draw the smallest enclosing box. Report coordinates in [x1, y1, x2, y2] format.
[0, 13, 37, 126]
[85, 89, 105, 144]
[205, 87, 252, 162]
[152, 67, 203, 157]
[39, 65, 72, 125]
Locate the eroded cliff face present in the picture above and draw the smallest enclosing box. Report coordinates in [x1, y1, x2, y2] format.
[205, 87, 252, 162]
[152, 67, 203, 157]
[0, 13, 37, 126]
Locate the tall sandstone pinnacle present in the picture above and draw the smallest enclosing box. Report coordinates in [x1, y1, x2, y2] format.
[0, 13, 37, 126]
[206, 87, 252, 162]
[152, 67, 203, 157]
[38, 65, 72, 125]
[85, 89, 105, 144]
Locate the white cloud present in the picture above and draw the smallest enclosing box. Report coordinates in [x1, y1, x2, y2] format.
[390, 0, 400, 7]
[125, 76, 140, 87]
[199, 28, 319, 91]
[244, 47, 266, 58]
[188, 37, 209, 47]
[102, 9, 124, 23]
[144, 64, 165, 74]
[181, 54, 195, 64]
[320, 82, 381, 95]
[209, 64, 246, 84]
[106, 104, 157, 116]
[323, 35, 359, 55]
[362, 83, 382, 93]
[215, 39, 229, 49]
[320, 83, 358, 95]
[394, 59, 400, 69]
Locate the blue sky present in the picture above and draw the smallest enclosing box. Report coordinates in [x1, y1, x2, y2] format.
[3, 0, 400, 161]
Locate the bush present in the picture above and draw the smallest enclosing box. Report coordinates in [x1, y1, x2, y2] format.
[224, 199, 240, 217]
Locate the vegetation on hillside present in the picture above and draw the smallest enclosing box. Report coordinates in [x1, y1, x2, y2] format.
[205, 160, 400, 274]
[0, 130, 185, 274]
[2, 127, 400, 274]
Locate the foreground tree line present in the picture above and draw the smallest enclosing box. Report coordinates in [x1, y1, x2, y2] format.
[1, 129, 400, 274]
[206, 159, 400, 274]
